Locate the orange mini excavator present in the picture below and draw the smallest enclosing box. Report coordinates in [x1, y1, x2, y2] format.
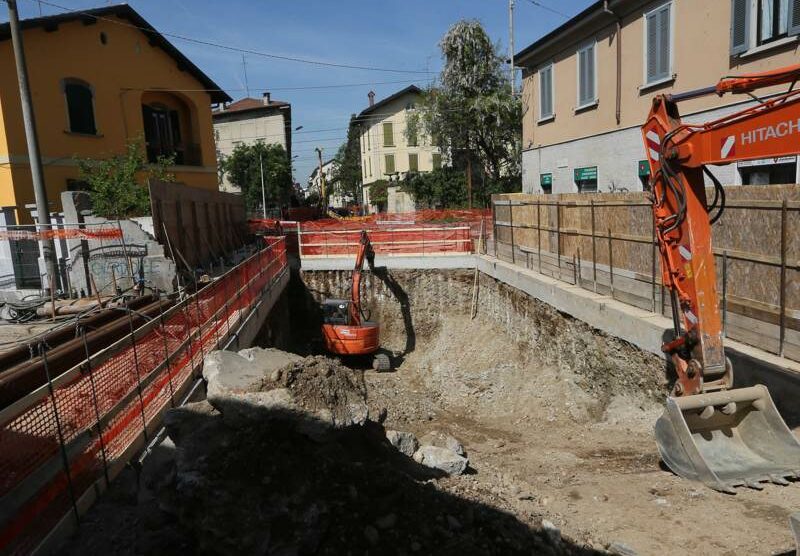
[321, 230, 391, 370]
[642, 63, 800, 492]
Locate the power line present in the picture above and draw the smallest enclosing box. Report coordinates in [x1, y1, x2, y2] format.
[522, 0, 571, 19]
[119, 78, 434, 95]
[25, 0, 436, 75]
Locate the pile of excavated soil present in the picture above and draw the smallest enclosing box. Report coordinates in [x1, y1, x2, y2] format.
[61, 349, 593, 556]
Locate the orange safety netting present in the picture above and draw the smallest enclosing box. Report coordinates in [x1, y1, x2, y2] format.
[0, 238, 287, 554]
[0, 227, 123, 241]
[299, 226, 473, 256]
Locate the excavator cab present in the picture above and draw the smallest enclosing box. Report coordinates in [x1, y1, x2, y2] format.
[321, 299, 350, 326]
[642, 65, 800, 492]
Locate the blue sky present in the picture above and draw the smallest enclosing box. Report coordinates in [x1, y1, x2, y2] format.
[7, 0, 593, 183]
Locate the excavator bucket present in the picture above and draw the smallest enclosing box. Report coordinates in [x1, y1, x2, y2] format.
[655, 385, 800, 493]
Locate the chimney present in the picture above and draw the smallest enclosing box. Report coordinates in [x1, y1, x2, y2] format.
[368, 91, 375, 107]
[262, 91, 271, 105]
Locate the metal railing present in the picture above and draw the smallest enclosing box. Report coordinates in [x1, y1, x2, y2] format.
[492, 197, 800, 360]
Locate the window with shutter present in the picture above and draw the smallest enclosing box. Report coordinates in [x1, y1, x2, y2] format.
[791, 0, 800, 35]
[577, 42, 596, 107]
[383, 122, 394, 147]
[645, 3, 671, 84]
[63, 79, 97, 135]
[539, 64, 554, 119]
[730, 0, 750, 54]
[408, 153, 419, 172]
[432, 153, 442, 170]
[385, 154, 395, 175]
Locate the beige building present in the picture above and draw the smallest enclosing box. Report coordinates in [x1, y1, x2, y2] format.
[516, 0, 800, 194]
[213, 93, 292, 193]
[355, 86, 443, 213]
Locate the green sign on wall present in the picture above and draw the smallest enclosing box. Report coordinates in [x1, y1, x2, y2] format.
[540, 173, 553, 187]
[638, 160, 651, 177]
[574, 166, 598, 182]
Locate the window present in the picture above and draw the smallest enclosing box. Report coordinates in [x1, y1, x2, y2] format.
[368, 158, 372, 177]
[367, 129, 371, 150]
[63, 79, 97, 135]
[577, 42, 596, 108]
[385, 154, 395, 175]
[383, 122, 394, 147]
[408, 153, 419, 172]
[644, 3, 672, 85]
[142, 103, 183, 164]
[574, 166, 598, 193]
[540, 173, 553, 194]
[738, 157, 797, 184]
[538, 64, 554, 120]
[731, 0, 800, 54]
[432, 153, 442, 171]
[407, 127, 418, 147]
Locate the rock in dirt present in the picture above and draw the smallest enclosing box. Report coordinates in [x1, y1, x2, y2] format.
[607, 541, 639, 555]
[208, 388, 297, 429]
[412, 445, 469, 475]
[203, 348, 301, 398]
[386, 430, 419, 457]
[419, 430, 466, 456]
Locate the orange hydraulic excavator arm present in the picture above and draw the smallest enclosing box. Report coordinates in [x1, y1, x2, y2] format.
[642, 63, 800, 397]
[349, 230, 375, 327]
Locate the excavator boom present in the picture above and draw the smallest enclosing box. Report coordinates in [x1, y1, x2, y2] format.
[642, 63, 800, 492]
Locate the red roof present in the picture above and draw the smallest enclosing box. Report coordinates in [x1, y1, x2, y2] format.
[215, 97, 290, 115]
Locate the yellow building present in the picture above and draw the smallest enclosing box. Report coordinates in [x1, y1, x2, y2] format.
[355, 86, 442, 213]
[516, 0, 800, 194]
[0, 5, 230, 221]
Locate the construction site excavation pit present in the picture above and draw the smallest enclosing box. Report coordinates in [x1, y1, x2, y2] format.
[61, 268, 800, 556]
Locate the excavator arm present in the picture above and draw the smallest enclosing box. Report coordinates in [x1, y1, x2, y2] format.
[349, 230, 374, 327]
[641, 63, 800, 492]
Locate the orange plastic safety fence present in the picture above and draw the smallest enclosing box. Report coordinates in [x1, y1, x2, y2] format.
[299, 226, 474, 256]
[0, 227, 123, 241]
[0, 237, 287, 555]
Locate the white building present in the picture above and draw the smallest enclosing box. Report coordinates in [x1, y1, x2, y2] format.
[308, 158, 350, 209]
[355, 86, 442, 213]
[213, 93, 292, 193]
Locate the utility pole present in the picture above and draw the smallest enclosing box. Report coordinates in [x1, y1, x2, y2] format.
[315, 147, 326, 210]
[242, 54, 250, 97]
[509, 0, 516, 95]
[259, 152, 267, 219]
[6, 0, 58, 291]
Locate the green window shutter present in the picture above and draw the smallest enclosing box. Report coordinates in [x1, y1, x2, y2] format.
[408, 129, 418, 147]
[409, 153, 418, 172]
[385, 154, 395, 174]
[383, 122, 394, 147]
[790, 0, 800, 36]
[730, 0, 751, 54]
[432, 153, 442, 170]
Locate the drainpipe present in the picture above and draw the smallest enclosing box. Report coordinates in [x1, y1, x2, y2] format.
[603, 0, 622, 126]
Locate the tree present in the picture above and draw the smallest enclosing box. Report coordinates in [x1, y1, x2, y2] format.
[402, 167, 518, 209]
[367, 179, 390, 212]
[407, 20, 522, 203]
[222, 142, 293, 214]
[331, 115, 363, 204]
[78, 138, 174, 219]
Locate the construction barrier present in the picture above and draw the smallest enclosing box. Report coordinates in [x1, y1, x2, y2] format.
[0, 226, 122, 242]
[249, 209, 492, 257]
[0, 237, 288, 555]
[299, 225, 473, 257]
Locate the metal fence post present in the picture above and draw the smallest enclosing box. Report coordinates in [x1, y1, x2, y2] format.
[651, 216, 657, 313]
[509, 202, 515, 265]
[556, 201, 562, 278]
[126, 310, 149, 442]
[779, 199, 788, 357]
[81, 328, 110, 486]
[722, 250, 728, 338]
[537, 200, 542, 273]
[590, 199, 597, 293]
[296, 222, 302, 258]
[492, 201, 498, 258]
[608, 228, 614, 299]
[157, 299, 176, 409]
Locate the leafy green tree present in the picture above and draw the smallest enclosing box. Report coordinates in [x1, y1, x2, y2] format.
[332, 115, 363, 204]
[222, 142, 293, 213]
[367, 179, 390, 211]
[407, 20, 522, 204]
[78, 138, 174, 219]
[402, 168, 467, 208]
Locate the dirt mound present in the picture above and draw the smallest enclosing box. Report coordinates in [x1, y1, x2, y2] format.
[61, 350, 594, 556]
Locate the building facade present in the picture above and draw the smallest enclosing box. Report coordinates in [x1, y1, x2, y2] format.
[308, 158, 349, 208]
[0, 5, 229, 221]
[516, 0, 800, 194]
[355, 86, 442, 213]
[213, 94, 292, 193]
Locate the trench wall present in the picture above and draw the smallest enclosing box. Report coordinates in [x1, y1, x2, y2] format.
[297, 268, 666, 402]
